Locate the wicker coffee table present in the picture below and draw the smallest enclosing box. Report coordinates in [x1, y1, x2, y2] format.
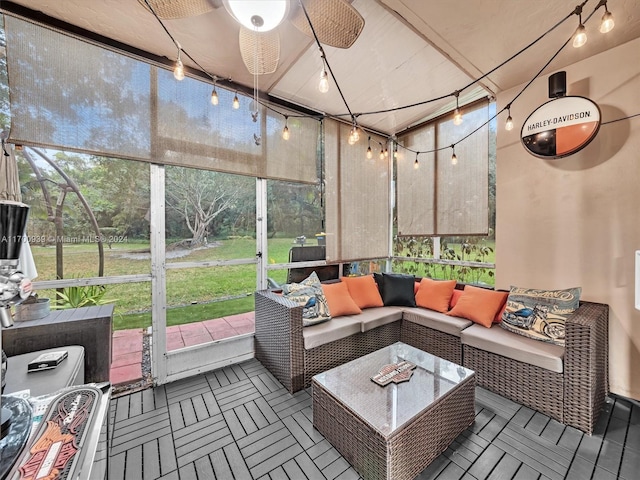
[312, 342, 475, 480]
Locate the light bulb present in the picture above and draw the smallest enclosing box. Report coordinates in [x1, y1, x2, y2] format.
[211, 88, 219, 106]
[453, 108, 463, 125]
[348, 131, 355, 145]
[573, 24, 587, 48]
[393, 149, 398, 159]
[600, 11, 614, 33]
[505, 115, 514, 131]
[318, 69, 329, 93]
[233, 93, 240, 109]
[379, 150, 385, 160]
[413, 158, 419, 170]
[282, 125, 290, 140]
[366, 146, 373, 159]
[352, 127, 360, 143]
[174, 59, 185, 81]
[384, 148, 389, 158]
[451, 152, 458, 165]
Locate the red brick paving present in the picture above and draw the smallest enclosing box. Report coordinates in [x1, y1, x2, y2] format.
[110, 312, 255, 386]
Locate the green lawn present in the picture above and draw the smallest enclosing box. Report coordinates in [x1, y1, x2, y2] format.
[31, 237, 496, 330]
[32, 237, 300, 330]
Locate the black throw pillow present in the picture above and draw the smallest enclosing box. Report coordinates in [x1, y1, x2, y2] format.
[381, 273, 416, 307]
[373, 272, 384, 295]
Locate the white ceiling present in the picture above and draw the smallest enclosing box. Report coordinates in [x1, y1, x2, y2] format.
[3, 0, 639, 134]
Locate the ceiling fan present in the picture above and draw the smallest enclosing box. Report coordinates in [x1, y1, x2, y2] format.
[139, 0, 365, 75]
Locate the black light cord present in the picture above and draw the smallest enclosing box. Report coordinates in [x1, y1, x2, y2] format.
[400, 0, 609, 157]
[142, 0, 618, 148]
[143, 0, 217, 83]
[298, 0, 356, 124]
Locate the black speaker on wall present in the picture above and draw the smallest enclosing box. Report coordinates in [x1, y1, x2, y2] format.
[549, 71, 567, 98]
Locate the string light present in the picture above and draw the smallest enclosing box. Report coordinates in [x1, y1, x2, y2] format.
[210, 78, 219, 106]
[348, 119, 360, 145]
[414, 152, 419, 170]
[384, 146, 389, 158]
[453, 91, 463, 125]
[318, 54, 330, 93]
[573, 12, 587, 48]
[147, 0, 619, 155]
[173, 44, 185, 81]
[505, 105, 514, 131]
[451, 145, 458, 165]
[376, 142, 384, 160]
[598, 0, 615, 33]
[352, 126, 360, 143]
[282, 116, 290, 140]
[366, 137, 373, 159]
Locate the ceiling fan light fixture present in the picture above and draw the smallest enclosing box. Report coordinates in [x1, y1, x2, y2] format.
[224, 0, 289, 32]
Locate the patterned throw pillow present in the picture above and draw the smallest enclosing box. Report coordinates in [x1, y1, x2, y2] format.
[281, 272, 331, 327]
[500, 286, 582, 346]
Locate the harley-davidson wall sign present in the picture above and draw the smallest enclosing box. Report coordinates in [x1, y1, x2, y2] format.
[521, 96, 601, 159]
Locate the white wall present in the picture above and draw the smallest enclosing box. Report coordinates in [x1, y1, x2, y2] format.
[496, 37, 640, 400]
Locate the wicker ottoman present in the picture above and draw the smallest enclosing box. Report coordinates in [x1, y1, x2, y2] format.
[312, 342, 475, 480]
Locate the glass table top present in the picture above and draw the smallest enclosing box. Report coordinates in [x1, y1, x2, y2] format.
[312, 342, 474, 438]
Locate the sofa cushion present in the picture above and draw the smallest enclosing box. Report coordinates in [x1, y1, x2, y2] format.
[342, 275, 384, 309]
[303, 316, 362, 350]
[357, 306, 404, 332]
[402, 307, 472, 337]
[415, 278, 457, 313]
[500, 286, 581, 346]
[461, 323, 564, 373]
[281, 272, 331, 327]
[447, 286, 508, 328]
[321, 282, 362, 317]
[381, 273, 416, 307]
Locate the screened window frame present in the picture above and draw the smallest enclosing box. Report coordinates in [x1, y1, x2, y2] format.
[396, 97, 491, 237]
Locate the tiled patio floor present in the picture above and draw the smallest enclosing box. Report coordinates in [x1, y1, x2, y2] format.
[110, 312, 255, 387]
[109, 358, 640, 479]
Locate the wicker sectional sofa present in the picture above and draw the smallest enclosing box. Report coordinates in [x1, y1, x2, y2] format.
[254, 288, 608, 434]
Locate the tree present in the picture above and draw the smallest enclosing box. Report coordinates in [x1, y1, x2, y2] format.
[165, 167, 252, 246]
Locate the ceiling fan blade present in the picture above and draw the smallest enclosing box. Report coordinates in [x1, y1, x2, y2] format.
[239, 27, 280, 75]
[290, 0, 365, 49]
[138, 0, 216, 19]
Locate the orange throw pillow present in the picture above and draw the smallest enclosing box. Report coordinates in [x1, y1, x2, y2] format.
[450, 288, 464, 309]
[415, 278, 457, 313]
[322, 282, 362, 317]
[447, 285, 509, 328]
[493, 297, 508, 323]
[342, 275, 384, 309]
